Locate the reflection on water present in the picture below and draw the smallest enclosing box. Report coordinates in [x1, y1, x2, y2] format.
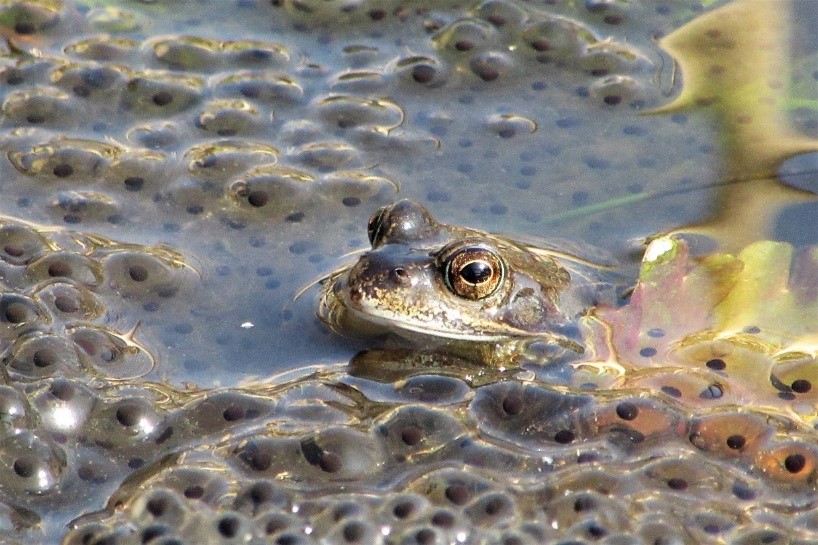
[655, 0, 818, 249]
[0, 0, 817, 543]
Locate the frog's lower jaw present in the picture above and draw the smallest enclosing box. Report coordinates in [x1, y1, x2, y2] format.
[320, 295, 584, 367]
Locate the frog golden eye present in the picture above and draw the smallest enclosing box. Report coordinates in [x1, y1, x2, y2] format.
[367, 206, 387, 247]
[443, 247, 504, 300]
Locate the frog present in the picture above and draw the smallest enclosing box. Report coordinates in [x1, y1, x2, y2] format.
[318, 199, 620, 366]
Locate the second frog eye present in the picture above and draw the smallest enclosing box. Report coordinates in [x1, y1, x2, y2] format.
[367, 206, 387, 247]
[442, 246, 504, 300]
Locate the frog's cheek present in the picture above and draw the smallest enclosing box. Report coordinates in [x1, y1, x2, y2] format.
[317, 278, 348, 331]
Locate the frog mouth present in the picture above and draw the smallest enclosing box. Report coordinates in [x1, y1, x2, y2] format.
[319, 271, 585, 359]
[320, 274, 543, 343]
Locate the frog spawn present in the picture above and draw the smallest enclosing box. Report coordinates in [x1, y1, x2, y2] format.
[0, 217, 200, 537]
[0, 0, 680, 243]
[573, 238, 818, 433]
[0, 40, 402, 232]
[56, 372, 818, 545]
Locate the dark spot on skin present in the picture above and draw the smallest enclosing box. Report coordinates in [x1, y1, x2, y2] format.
[486, 14, 505, 26]
[141, 526, 167, 542]
[482, 496, 506, 516]
[218, 517, 240, 538]
[667, 478, 687, 490]
[5, 70, 24, 85]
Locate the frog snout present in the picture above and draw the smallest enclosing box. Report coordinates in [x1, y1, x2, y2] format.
[347, 254, 417, 294]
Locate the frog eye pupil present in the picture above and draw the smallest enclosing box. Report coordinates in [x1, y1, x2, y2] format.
[460, 261, 492, 284]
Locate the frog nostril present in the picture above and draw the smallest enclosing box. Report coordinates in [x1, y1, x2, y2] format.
[392, 267, 411, 286]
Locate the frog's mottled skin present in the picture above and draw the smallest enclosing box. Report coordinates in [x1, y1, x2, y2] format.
[319, 200, 615, 364]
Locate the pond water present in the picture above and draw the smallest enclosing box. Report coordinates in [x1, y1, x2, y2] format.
[0, 0, 817, 543]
